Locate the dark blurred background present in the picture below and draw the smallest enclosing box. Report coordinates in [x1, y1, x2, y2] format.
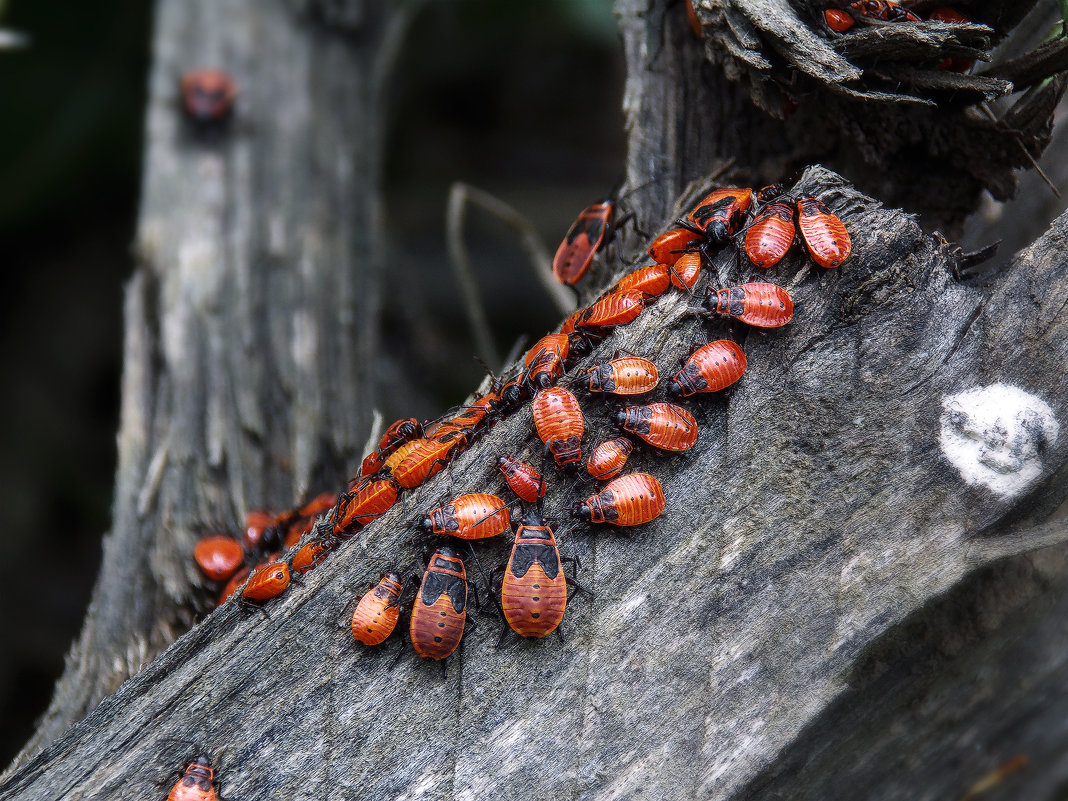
[0, 0, 623, 766]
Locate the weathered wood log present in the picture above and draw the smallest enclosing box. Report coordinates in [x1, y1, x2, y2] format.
[5, 157, 1068, 798]
[13, 0, 413, 759]
[8, 1, 1068, 799]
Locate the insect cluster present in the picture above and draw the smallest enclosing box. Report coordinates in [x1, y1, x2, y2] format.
[176, 174, 851, 798]
[189, 178, 850, 669]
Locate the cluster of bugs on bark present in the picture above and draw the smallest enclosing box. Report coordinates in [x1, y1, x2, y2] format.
[187, 174, 852, 668]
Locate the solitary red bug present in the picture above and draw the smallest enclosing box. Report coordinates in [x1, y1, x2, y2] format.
[501, 511, 569, 639]
[410, 546, 469, 660]
[796, 194, 851, 268]
[574, 472, 666, 526]
[704, 283, 794, 328]
[616, 402, 699, 451]
[576, 289, 646, 330]
[241, 560, 291, 603]
[849, 0, 919, 21]
[684, 187, 754, 245]
[180, 69, 236, 124]
[552, 200, 614, 285]
[615, 263, 671, 296]
[334, 477, 399, 534]
[668, 251, 702, 291]
[497, 455, 547, 504]
[168, 754, 219, 801]
[745, 198, 796, 268]
[193, 535, 244, 582]
[532, 387, 585, 466]
[648, 227, 702, 265]
[669, 340, 747, 397]
[587, 437, 634, 480]
[586, 356, 659, 395]
[422, 493, 511, 540]
[824, 8, 855, 31]
[351, 572, 405, 646]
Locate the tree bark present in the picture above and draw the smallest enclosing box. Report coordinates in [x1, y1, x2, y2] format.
[6, 1, 1068, 800]
[12, 0, 410, 760]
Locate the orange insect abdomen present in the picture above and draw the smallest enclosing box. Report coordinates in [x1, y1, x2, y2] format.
[587, 356, 659, 395]
[706, 283, 794, 328]
[552, 201, 613, 285]
[668, 251, 702, 291]
[615, 263, 670, 296]
[648, 226, 702, 265]
[617, 402, 699, 451]
[669, 340, 747, 397]
[351, 572, 404, 645]
[292, 538, 336, 574]
[388, 438, 454, 489]
[497, 456, 547, 503]
[532, 387, 584, 465]
[410, 549, 467, 660]
[587, 437, 634, 480]
[577, 472, 665, 526]
[168, 759, 218, 801]
[559, 308, 584, 335]
[194, 535, 244, 581]
[744, 200, 796, 268]
[425, 493, 510, 540]
[501, 525, 567, 638]
[241, 561, 291, 602]
[335, 478, 398, 534]
[824, 8, 855, 31]
[796, 194, 851, 268]
[576, 289, 646, 329]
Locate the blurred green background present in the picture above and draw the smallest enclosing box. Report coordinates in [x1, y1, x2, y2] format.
[0, 0, 624, 764]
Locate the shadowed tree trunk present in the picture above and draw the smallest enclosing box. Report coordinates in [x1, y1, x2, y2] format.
[5, 1, 1068, 800]
[11, 0, 414, 760]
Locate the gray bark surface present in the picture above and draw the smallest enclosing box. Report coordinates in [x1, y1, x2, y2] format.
[14, 0, 405, 759]
[6, 1, 1068, 800]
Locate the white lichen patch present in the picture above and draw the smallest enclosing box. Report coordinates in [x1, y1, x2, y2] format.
[940, 384, 1059, 498]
